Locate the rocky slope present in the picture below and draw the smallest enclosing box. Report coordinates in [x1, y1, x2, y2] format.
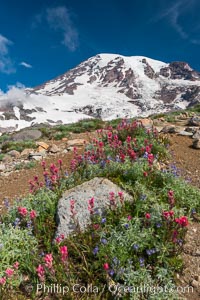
[1, 53, 200, 132]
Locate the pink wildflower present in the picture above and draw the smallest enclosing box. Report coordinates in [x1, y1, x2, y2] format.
[59, 246, 68, 262]
[18, 206, 28, 217]
[118, 191, 124, 203]
[70, 199, 77, 217]
[30, 210, 37, 219]
[145, 213, 151, 219]
[103, 263, 109, 270]
[0, 277, 6, 285]
[44, 253, 53, 269]
[13, 261, 19, 270]
[88, 197, 95, 215]
[5, 268, 14, 277]
[58, 159, 62, 166]
[36, 265, 45, 281]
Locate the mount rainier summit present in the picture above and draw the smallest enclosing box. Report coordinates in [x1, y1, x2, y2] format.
[0, 53, 200, 132]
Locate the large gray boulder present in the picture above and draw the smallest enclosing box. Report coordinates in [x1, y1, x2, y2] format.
[55, 177, 133, 238]
[11, 129, 42, 141]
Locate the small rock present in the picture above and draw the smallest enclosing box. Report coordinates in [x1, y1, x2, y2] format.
[192, 130, 200, 140]
[28, 151, 46, 161]
[188, 116, 200, 127]
[161, 125, 177, 134]
[0, 163, 6, 172]
[185, 127, 197, 133]
[178, 131, 193, 136]
[195, 250, 200, 256]
[67, 139, 87, 147]
[191, 280, 199, 288]
[21, 149, 35, 157]
[62, 137, 68, 141]
[8, 150, 21, 159]
[36, 141, 49, 150]
[194, 275, 200, 282]
[138, 118, 153, 128]
[38, 146, 47, 152]
[192, 139, 200, 149]
[2, 154, 12, 163]
[48, 144, 60, 153]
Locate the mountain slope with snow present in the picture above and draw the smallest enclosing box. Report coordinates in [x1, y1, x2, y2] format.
[1, 53, 200, 132]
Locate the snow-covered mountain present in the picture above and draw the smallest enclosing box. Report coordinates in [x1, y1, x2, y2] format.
[1, 53, 200, 132]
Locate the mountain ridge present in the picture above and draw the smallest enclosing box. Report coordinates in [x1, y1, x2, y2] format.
[0, 53, 200, 132]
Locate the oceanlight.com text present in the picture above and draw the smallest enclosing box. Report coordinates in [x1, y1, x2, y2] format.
[35, 283, 193, 295]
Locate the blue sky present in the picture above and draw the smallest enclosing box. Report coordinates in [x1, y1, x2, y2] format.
[0, 0, 200, 91]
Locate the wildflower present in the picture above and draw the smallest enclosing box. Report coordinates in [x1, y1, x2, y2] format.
[143, 171, 148, 177]
[13, 261, 19, 270]
[36, 265, 45, 281]
[44, 253, 53, 269]
[18, 206, 28, 217]
[140, 194, 147, 200]
[168, 190, 175, 208]
[34, 176, 39, 182]
[41, 161, 46, 168]
[109, 269, 115, 276]
[179, 216, 189, 227]
[55, 237, 61, 244]
[5, 268, 14, 277]
[58, 159, 62, 166]
[93, 224, 100, 230]
[88, 197, 95, 215]
[13, 217, 21, 228]
[109, 192, 116, 206]
[175, 216, 189, 227]
[118, 191, 124, 203]
[146, 249, 152, 256]
[70, 199, 77, 217]
[93, 246, 99, 255]
[103, 263, 109, 270]
[139, 257, 145, 267]
[127, 215, 132, 221]
[0, 277, 6, 285]
[133, 244, 139, 250]
[124, 224, 129, 229]
[30, 210, 37, 219]
[59, 246, 68, 262]
[156, 223, 162, 228]
[145, 213, 151, 219]
[101, 218, 106, 224]
[147, 153, 154, 165]
[101, 238, 108, 245]
[4, 198, 10, 208]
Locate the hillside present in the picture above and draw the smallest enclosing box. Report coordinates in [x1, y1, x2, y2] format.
[0, 111, 200, 299]
[1, 54, 200, 133]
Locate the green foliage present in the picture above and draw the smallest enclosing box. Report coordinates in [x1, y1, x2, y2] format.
[0, 154, 5, 161]
[14, 161, 37, 170]
[0, 134, 10, 144]
[1, 117, 200, 299]
[1, 140, 37, 153]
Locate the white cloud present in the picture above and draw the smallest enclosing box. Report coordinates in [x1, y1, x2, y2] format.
[46, 6, 79, 51]
[154, 0, 198, 42]
[0, 34, 15, 74]
[19, 61, 32, 68]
